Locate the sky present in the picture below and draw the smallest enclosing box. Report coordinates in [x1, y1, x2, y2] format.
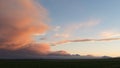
[39, 0, 120, 57]
[0, 0, 120, 59]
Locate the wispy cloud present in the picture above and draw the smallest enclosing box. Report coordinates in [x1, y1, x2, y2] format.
[64, 19, 100, 33]
[100, 31, 120, 38]
[52, 37, 120, 45]
[51, 19, 100, 39]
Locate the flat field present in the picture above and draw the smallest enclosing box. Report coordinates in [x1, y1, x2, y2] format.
[0, 58, 120, 68]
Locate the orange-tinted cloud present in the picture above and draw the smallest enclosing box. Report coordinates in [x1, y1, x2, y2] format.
[0, 0, 48, 50]
[0, 0, 110, 59]
[49, 50, 70, 56]
[0, 0, 72, 58]
[53, 38, 120, 45]
[25, 43, 51, 55]
[100, 31, 120, 38]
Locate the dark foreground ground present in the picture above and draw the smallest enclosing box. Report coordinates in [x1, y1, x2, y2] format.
[0, 58, 120, 68]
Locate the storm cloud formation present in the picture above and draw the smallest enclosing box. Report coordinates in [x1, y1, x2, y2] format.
[0, 0, 49, 50]
[0, 0, 72, 59]
[0, 0, 113, 59]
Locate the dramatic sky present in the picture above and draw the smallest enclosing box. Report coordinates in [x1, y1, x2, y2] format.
[39, 0, 120, 57]
[0, 0, 120, 59]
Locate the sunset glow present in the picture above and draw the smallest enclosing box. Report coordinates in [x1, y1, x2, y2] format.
[0, 0, 120, 59]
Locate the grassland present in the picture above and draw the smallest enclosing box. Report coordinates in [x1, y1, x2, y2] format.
[0, 58, 120, 68]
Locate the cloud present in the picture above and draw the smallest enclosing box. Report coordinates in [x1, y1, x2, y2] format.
[0, 0, 73, 59]
[100, 31, 120, 38]
[24, 43, 51, 55]
[52, 19, 100, 39]
[0, 0, 49, 50]
[53, 26, 61, 32]
[0, 0, 50, 58]
[49, 50, 70, 56]
[0, 43, 50, 59]
[54, 33, 70, 38]
[64, 19, 100, 34]
[0, 48, 105, 59]
[0, 43, 72, 59]
[53, 38, 120, 45]
[0, 0, 113, 59]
